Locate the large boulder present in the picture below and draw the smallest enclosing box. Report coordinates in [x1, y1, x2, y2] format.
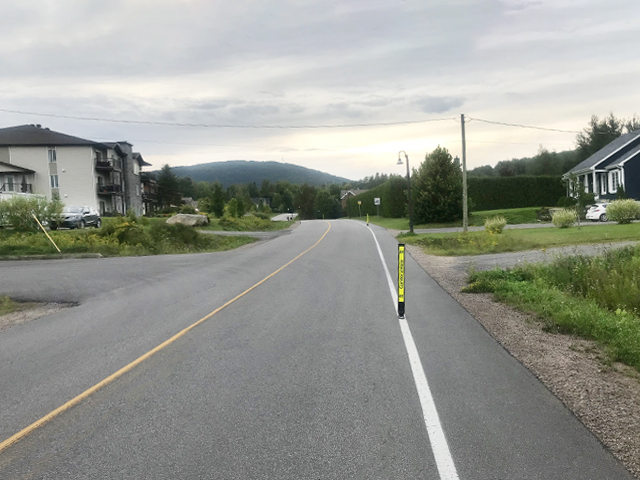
[166, 214, 209, 227]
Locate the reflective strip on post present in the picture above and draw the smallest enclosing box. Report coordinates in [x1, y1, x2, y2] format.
[398, 243, 405, 318]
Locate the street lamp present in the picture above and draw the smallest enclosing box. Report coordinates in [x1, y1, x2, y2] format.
[397, 150, 414, 234]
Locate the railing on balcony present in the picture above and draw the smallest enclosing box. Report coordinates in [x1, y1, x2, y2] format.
[0, 183, 32, 193]
[97, 184, 123, 194]
[95, 157, 122, 171]
[142, 191, 157, 202]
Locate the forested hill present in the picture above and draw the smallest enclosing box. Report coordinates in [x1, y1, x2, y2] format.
[168, 160, 350, 186]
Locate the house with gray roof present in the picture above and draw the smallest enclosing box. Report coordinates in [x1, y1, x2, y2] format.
[0, 124, 150, 215]
[563, 129, 640, 201]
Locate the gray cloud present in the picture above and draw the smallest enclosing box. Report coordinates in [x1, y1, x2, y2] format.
[1, 0, 639, 180]
[413, 96, 465, 114]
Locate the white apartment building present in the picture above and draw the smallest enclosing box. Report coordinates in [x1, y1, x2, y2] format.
[0, 124, 150, 215]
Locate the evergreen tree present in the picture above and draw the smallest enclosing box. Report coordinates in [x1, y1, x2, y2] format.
[412, 146, 463, 224]
[576, 114, 624, 162]
[210, 181, 226, 218]
[157, 164, 182, 209]
[295, 184, 317, 219]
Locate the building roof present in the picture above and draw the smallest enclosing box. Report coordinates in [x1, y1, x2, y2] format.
[340, 189, 367, 200]
[0, 124, 104, 147]
[133, 152, 152, 167]
[0, 161, 35, 174]
[567, 129, 640, 175]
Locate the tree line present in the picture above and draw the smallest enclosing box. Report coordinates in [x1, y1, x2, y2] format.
[153, 164, 380, 220]
[469, 114, 640, 177]
[153, 113, 638, 223]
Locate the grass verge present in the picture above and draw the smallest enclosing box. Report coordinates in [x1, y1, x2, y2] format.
[398, 222, 640, 256]
[463, 249, 640, 371]
[0, 296, 19, 316]
[365, 207, 542, 230]
[0, 216, 256, 257]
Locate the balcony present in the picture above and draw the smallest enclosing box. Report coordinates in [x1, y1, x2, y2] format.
[97, 184, 123, 195]
[95, 157, 122, 171]
[142, 191, 157, 202]
[0, 183, 32, 193]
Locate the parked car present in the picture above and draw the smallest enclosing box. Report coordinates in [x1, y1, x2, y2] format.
[586, 203, 608, 222]
[50, 206, 101, 230]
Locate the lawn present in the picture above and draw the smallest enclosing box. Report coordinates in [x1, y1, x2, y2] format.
[365, 207, 542, 231]
[398, 222, 640, 256]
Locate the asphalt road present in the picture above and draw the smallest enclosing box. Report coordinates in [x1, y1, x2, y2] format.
[0, 220, 634, 479]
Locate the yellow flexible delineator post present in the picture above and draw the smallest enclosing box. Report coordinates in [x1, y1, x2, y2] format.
[398, 243, 405, 318]
[366, 214, 369, 225]
[32, 213, 61, 253]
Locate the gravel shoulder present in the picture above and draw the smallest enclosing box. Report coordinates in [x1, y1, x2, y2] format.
[406, 244, 640, 479]
[0, 303, 68, 332]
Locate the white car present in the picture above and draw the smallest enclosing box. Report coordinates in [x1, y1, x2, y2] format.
[586, 203, 608, 222]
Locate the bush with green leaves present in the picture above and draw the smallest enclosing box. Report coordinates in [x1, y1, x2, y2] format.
[0, 196, 63, 232]
[484, 216, 507, 234]
[605, 199, 640, 224]
[551, 208, 577, 228]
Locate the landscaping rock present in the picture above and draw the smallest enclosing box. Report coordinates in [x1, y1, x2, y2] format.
[166, 214, 209, 227]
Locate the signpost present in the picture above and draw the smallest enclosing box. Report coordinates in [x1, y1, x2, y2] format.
[398, 243, 405, 318]
[374, 197, 380, 218]
[357, 200, 362, 218]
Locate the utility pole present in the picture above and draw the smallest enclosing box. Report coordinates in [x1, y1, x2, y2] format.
[461, 113, 468, 233]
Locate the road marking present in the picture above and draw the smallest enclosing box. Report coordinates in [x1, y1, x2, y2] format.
[366, 225, 460, 480]
[0, 222, 332, 454]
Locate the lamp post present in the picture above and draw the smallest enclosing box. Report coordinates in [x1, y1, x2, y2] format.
[397, 150, 414, 234]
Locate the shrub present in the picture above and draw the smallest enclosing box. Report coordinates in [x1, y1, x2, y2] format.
[484, 216, 507, 234]
[606, 199, 640, 224]
[557, 196, 575, 208]
[252, 212, 271, 220]
[551, 208, 577, 228]
[180, 204, 197, 214]
[0, 196, 63, 232]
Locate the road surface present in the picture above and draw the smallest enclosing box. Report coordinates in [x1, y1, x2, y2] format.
[0, 220, 633, 479]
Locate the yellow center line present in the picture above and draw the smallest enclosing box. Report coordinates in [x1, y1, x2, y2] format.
[0, 221, 332, 453]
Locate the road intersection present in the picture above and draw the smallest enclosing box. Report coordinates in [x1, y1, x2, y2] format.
[0, 220, 634, 479]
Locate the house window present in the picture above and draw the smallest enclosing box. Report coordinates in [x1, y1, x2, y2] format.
[600, 173, 607, 195]
[610, 171, 619, 193]
[50, 175, 59, 189]
[133, 161, 140, 175]
[48, 148, 56, 163]
[5, 175, 15, 192]
[136, 184, 140, 196]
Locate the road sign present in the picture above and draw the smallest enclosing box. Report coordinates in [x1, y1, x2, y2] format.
[357, 200, 361, 205]
[398, 244, 405, 318]
[374, 198, 380, 205]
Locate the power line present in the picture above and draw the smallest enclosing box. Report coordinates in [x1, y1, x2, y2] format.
[0, 107, 455, 130]
[466, 116, 581, 134]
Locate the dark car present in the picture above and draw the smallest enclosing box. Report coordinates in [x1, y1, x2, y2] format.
[50, 206, 101, 230]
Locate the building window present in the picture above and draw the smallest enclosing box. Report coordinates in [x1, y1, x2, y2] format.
[5, 175, 15, 192]
[136, 184, 140, 196]
[600, 173, 607, 195]
[48, 147, 57, 163]
[133, 161, 140, 175]
[50, 175, 59, 189]
[610, 171, 619, 193]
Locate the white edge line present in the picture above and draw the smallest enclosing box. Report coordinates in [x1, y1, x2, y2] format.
[366, 225, 460, 480]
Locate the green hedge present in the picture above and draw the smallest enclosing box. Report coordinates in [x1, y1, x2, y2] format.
[347, 177, 407, 218]
[468, 175, 564, 211]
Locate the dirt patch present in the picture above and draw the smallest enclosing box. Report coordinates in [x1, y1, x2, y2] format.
[0, 303, 67, 332]
[407, 245, 640, 479]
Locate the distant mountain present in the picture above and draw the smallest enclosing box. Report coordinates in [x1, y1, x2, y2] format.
[167, 160, 351, 187]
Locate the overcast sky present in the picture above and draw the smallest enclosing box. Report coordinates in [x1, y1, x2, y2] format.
[1, 0, 639, 180]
